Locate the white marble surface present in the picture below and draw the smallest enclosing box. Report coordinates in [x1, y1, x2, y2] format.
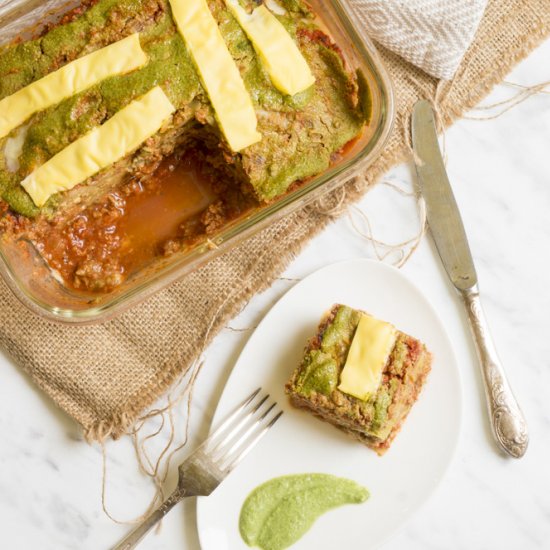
[1, 39, 550, 550]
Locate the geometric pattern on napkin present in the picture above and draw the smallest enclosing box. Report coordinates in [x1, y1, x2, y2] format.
[350, 0, 488, 79]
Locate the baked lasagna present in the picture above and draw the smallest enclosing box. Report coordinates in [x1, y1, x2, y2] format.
[285, 304, 432, 454]
[0, 0, 371, 292]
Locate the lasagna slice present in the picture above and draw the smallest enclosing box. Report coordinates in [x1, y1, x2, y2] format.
[285, 304, 432, 455]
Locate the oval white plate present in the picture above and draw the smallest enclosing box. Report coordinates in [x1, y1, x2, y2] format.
[197, 259, 462, 550]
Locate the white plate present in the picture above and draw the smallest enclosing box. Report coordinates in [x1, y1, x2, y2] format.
[196, 259, 462, 550]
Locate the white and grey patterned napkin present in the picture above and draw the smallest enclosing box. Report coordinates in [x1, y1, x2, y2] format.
[350, 0, 488, 79]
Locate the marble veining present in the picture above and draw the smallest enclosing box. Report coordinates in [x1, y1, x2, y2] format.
[0, 38, 549, 550]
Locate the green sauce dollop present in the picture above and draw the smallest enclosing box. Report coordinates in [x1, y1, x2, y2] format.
[239, 473, 369, 550]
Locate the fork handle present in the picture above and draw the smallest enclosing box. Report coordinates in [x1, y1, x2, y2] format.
[111, 487, 186, 550]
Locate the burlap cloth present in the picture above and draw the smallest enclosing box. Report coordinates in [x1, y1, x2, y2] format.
[1, 0, 548, 442]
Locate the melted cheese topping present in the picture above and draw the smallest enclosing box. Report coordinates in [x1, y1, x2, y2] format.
[21, 86, 175, 207]
[338, 314, 397, 401]
[226, 0, 315, 96]
[168, 0, 261, 151]
[0, 33, 148, 140]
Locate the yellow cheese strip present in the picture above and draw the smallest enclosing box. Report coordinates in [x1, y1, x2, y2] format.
[21, 86, 175, 207]
[0, 33, 148, 140]
[338, 314, 397, 401]
[226, 0, 315, 96]
[169, 0, 261, 152]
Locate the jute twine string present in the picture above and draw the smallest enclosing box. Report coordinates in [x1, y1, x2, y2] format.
[503, 80, 550, 95]
[348, 180, 427, 268]
[224, 325, 256, 333]
[312, 184, 350, 218]
[464, 79, 550, 120]
[99, 76, 550, 526]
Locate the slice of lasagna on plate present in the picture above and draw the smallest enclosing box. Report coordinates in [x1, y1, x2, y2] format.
[286, 304, 432, 454]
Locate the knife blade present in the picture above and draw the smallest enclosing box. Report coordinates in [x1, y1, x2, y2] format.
[411, 99, 528, 458]
[411, 101, 477, 291]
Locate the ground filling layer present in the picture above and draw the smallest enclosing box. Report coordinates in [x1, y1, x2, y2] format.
[0, 0, 369, 292]
[285, 305, 432, 455]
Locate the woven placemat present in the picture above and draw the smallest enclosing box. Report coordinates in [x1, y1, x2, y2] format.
[1, 0, 548, 441]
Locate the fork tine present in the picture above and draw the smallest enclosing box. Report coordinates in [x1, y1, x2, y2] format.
[209, 393, 269, 455]
[222, 410, 283, 473]
[207, 387, 261, 443]
[217, 401, 277, 462]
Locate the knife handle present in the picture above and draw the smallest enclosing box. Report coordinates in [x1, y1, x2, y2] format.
[460, 286, 529, 458]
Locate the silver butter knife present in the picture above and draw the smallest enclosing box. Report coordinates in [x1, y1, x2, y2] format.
[411, 100, 528, 458]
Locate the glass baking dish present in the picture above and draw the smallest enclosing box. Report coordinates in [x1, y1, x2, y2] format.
[0, 0, 394, 323]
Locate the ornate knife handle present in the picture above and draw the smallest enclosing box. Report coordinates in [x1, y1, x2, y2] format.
[460, 286, 528, 458]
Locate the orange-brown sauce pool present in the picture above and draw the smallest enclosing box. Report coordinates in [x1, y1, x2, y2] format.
[34, 150, 252, 292]
[118, 156, 215, 270]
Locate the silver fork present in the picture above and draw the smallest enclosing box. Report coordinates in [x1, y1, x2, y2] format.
[112, 388, 283, 550]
